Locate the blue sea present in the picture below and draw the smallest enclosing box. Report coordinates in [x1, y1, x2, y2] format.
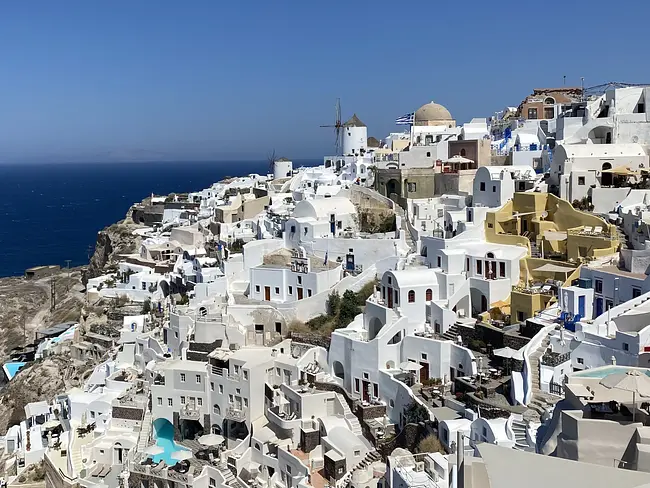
[0, 160, 317, 277]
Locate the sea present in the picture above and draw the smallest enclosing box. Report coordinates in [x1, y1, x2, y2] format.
[0, 160, 318, 277]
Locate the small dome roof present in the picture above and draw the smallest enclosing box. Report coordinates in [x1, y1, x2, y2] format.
[415, 101, 453, 123]
[344, 114, 366, 128]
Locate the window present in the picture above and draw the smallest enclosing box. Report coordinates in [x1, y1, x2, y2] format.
[363, 372, 369, 379]
[408, 290, 415, 303]
[426, 289, 432, 301]
[274, 287, 279, 295]
[577, 358, 584, 364]
[210, 478, 217, 488]
[244, 398, 249, 408]
[480, 182, 486, 191]
[466, 258, 470, 272]
[633, 288, 642, 298]
[517, 311, 525, 322]
[395, 290, 399, 305]
[544, 97, 555, 105]
[460, 149, 466, 157]
[528, 107, 538, 119]
[243, 370, 248, 380]
[426, 152, 431, 157]
[477, 261, 483, 274]
[157, 397, 162, 406]
[355, 378, 360, 392]
[196, 375, 201, 383]
[210, 382, 214, 391]
[275, 322, 282, 333]
[354, 450, 361, 456]
[286, 466, 292, 474]
[388, 276, 392, 285]
[389, 399, 394, 408]
[180, 373, 186, 382]
[197, 398, 203, 406]
[168, 398, 173, 407]
[492, 185, 496, 192]
[595, 280, 603, 294]
[437, 256, 442, 267]
[228, 394, 234, 403]
[578, 176, 585, 185]
[255, 285, 260, 293]
[638, 103, 646, 114]
[180, 396, 186, 405]
[623, 343, 629, 351]
[544, 107, 555, 119]
[408, 182, 417, 192]
[499, 262, 506, 277]
[308, 289, 312, 297]
[276, 367, 281, 375]
[219, 385, 223, 394]
[298, 276, 302, 285]
[288, 286, 293, 295]
[421, 353, 427, 360]
[290, 225, 296, 233]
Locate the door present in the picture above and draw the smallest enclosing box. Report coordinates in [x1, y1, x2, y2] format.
[362, 381, 370, 402]
[297, 288, 303, 300]
[578, 295, 585, 318]
[264, 286, 271, 301]
[419, 362, 429, 383]
[595, 297, 603, 317]
[326, 398, 335, 416]
[388, 289, 393, 308]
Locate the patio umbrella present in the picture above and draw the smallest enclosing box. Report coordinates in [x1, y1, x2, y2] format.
[171, 450, 193, 461]
[493, 347, 523, 361]
[601, 166, 638, 176]
[600, 369, 650, 422]
[400, 361, 422, 371]
[198, 433, 225, 447]
[145, 445, 165, 456]
[42, 420, 61, 431]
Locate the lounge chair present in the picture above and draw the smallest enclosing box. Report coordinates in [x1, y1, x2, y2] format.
[583, 226, 593, 234]
[593, 226, 603, 234]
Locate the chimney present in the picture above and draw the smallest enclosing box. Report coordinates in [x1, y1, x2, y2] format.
[456, 431, 465, 488]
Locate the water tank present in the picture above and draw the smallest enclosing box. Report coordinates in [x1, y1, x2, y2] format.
[577, 278, 592, 289]
[273, 159, 293, 179]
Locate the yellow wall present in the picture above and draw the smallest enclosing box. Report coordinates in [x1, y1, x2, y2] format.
[511, 289, 555, 323]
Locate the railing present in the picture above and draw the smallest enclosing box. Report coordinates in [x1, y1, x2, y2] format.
[224, 407, 247, 422]
[180, 404, 201, 420]
[512, 285, 555, 296]
[549, 381, 564, 396]
[211, 366, 241, 381]
[541, 351, 570, 366]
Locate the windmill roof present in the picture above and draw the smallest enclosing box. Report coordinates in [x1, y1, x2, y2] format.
[344, 114, 366, 128]
[367, 136, 381, 148]
[276, 157, 291, 162]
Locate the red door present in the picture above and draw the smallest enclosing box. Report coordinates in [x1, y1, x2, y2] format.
[297, 288, 303, 300]
[387, 288, 393, 308]
[264, 287, 271, 301]
[420, 362, 430, 383]
[362, 381, 371, 402]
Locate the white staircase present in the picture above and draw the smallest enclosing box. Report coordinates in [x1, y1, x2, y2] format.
[137, 411, 153, 451]
[336, 394, 362, 435]
[214, 460, 247, 488]
[338, 451, 381, 487]
[511, 418, 535, 452]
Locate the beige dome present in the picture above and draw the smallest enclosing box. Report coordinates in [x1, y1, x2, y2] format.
[414, 101, 454, 126]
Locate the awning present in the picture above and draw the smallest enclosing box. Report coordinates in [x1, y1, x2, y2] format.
[602, 166, 638, 176]
[444, 155, 475, 164]
[534, 263, 575, 273]
[493, 347, 523, 360]
[544, 230, 568, 241]
[400, 361, 422, 371]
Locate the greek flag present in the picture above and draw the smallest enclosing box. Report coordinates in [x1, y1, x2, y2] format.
[395, 113, 414, 125]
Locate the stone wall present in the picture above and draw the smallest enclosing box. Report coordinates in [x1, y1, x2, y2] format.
[301, 427, 320, 453]
[376, 422, 435, 458]
[112, 406, 144, 421]
[357, 404, 386, 421]
[289, 333, 331, 349]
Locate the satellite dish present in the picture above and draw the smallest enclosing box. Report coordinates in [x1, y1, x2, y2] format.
[540, 211, 548, 219]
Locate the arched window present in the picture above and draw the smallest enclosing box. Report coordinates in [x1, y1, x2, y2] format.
[544, 97, 555, 105]
[426, 289, 432, 301]
[486, 252, 495, 259]
[408, 290, 416, 303]
[213, 404, 221, 415]
[460, 148, 466, 157]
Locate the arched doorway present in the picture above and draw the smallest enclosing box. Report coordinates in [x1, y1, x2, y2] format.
[333, 361, 345, 380]
[386, 179, 400, 198]
[481, 295, 488, 313]
[601, 162, 613, 187]
[368, 317, 384, 340]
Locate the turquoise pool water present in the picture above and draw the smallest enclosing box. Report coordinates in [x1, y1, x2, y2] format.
[3, 362, 26, 380]
[574, 366, 650, 378]
[151, 418, 190, 465]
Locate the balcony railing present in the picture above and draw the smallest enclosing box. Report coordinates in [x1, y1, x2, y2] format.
[211, 366, 241, 381]
[180, 404, 201, 420]
[224, 407, 247, 422]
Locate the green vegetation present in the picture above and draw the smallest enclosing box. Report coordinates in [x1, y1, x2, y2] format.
[230, 238, 245, 253]
[359, 210, 397, 234]
[176, 294, 189, 306]
[417, 435, 445, 454]
[142, 298, 152, 314]
[572, 197, 594, 212]
[403, 400, 430, 424]
[302, 280, 377, 334]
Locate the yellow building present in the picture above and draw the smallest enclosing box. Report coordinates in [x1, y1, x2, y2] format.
[485, 193, 619, 322]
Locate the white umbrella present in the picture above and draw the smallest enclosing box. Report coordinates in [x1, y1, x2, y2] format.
[171, 450, 193, 461]
[493, 347, 523, 361]
[400, 361, 422, 371]
[198, 434, 225, 447]
[43, 419, 61, 430]
[145, 445, 164, 456]
[600, 369, 650, 422]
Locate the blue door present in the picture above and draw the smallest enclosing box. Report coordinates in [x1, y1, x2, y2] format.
[595, 297, 603, 318]
[578, 295, 585, 319]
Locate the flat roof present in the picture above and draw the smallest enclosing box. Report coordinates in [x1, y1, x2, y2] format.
[154, 359, 207, 372]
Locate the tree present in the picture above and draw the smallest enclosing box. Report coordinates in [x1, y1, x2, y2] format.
[417, 435, 445, 454]
[338, 290, 359, 327]
[326, 291, 341, 317]
[403, 400, 430, 425]
[142, 298, 152, 314]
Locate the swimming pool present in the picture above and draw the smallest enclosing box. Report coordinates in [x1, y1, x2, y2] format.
[573, 366, 650, 379]
[3, 362, 26, 380]
[151, 418, 190, 465]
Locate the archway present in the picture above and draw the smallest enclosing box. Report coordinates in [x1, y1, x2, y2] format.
[601, 162, 613, 187]
[385, 361, 395, 369]
[159, 280, 170, 298]
[333, 361, 345, 380]
[368, 317, 384, 340]
[386, 179, 400, 198]
[421, 246, 428, 257]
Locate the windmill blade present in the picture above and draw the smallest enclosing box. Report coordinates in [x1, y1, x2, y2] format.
[335, 98, 341, 127]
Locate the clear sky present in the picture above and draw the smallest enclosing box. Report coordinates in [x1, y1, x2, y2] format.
[1, 1, 650, 163]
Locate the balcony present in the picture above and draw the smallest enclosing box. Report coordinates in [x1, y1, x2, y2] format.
[211, 366, 241, 381]
[179, 404, 201, 420]
[224, 406, 248, 422]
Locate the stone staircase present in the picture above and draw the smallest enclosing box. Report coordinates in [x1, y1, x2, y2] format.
[69, 432, 84, 477]
[441, 324, 460, 342]
[511, 418, 535, 452]
[214, 460, 248, 488]
[136, 411, 153, 452]
[338, 450, 382, 487]
[336, 394, 362, 436]
[525, 335, 560, 420]
[529, 242, 541, 258]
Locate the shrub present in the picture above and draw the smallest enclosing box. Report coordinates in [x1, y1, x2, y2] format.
[403, 401, 430, 424]
[142, 298, 152, 314]
[338, 290, 359, 327]
[326, 291, 341, 316]
[417, 435, 445, 454]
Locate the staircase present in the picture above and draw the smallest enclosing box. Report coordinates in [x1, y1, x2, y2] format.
[214, 460, 248, 488]
[137, 411, 153, 452]
[529, 241, 541, 258]
[441, 324, 460, 342]
[339, 451, 382, 487]
[69, 432, 84, 477]
[525, 336, 560, 420]
[336, 394, 362, 436]
[511, 418, 535, 452]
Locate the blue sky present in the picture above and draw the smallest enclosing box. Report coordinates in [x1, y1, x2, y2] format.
[1, 1, 649, 162]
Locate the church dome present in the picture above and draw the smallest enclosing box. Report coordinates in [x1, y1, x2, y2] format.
[414, 101, 453, 125]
